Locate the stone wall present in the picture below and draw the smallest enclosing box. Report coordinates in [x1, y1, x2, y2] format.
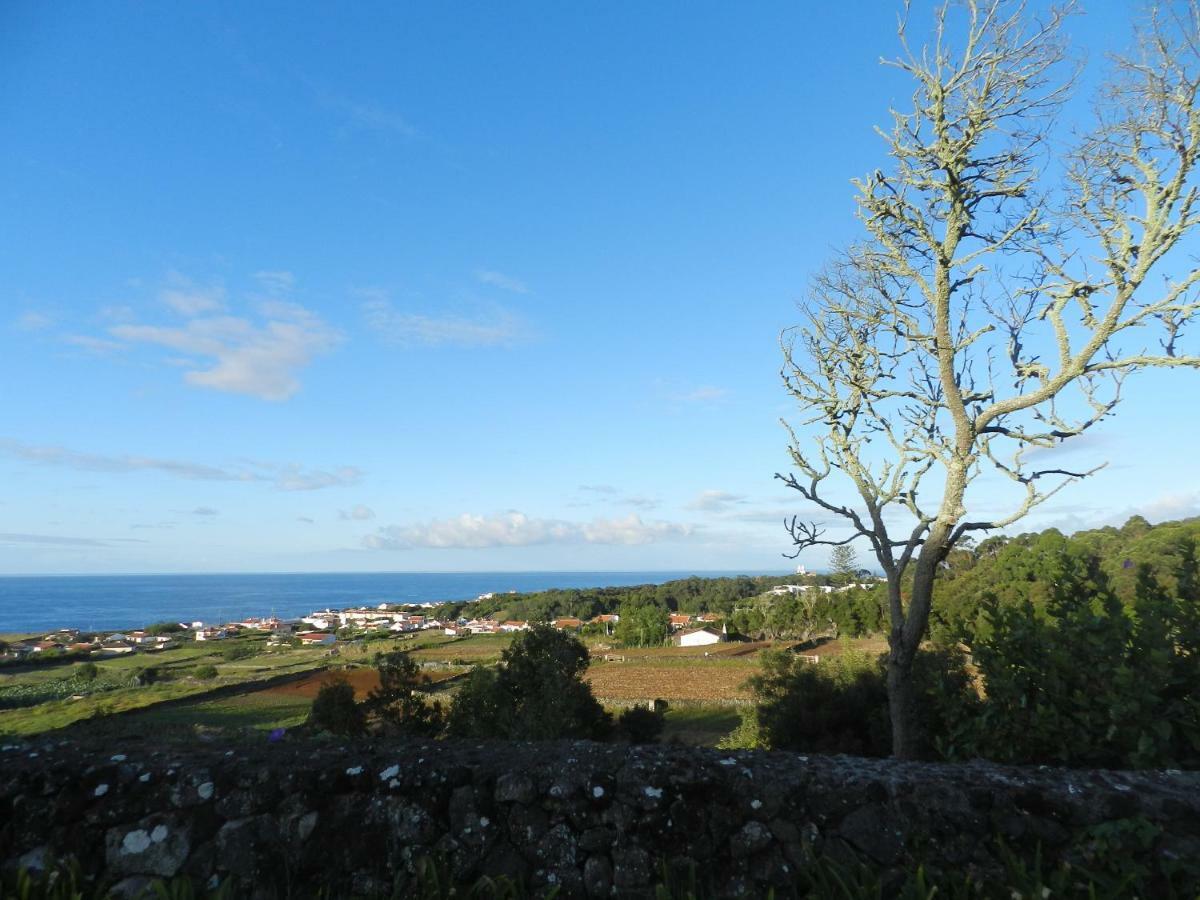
[2, 736, 1198, 897]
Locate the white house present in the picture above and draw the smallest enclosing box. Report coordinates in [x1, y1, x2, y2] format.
[676, 626, 726, 647]
[298, 632, 337, 646]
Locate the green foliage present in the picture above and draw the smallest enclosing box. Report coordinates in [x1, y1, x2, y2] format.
[365, 652, 444, 736]
[614, 602, 668, 647]
[446, 625, 611, 740]
[748, 648, 892, 756]
[75, 662, 99, 682]
[219, 644, 256, 662]
[959, 558, 1200, 769]
[829, 544, 859, 585]
[617, 705, 666, 743]
[309, 675, 366, 736]
[145, 622, 186, 636]
[192, 665, 218, 681]
[743, 646, 976, 759]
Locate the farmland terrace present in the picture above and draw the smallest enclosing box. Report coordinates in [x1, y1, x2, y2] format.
[1, 735, 1198, 898]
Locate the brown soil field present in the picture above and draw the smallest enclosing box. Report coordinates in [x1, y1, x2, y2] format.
[260, 666, 463, 700]
[585, 661, 758, 702]
[263, 667, 382, 699]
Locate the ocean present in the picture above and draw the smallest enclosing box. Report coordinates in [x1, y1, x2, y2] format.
[0, 571, 767, 634]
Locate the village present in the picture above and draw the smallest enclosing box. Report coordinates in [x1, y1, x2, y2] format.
[0, 602, 743, 663]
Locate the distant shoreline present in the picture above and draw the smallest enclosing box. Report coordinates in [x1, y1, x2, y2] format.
[0, 570, 793, 634]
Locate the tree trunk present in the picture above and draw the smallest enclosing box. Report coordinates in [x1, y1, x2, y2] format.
[886, 530, 946, 759]
[886, 645, 921, 759]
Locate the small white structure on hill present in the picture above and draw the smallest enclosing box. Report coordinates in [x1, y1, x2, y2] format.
[676, 625, 726, 647]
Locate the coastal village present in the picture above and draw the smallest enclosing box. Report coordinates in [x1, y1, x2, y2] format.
[0, 605, 740, 662]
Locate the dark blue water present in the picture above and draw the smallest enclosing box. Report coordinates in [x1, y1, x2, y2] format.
[0, 571, 765, 634]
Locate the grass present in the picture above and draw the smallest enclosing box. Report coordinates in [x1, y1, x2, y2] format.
[658, 705, 743, 746]
[130, 688, 314, 733]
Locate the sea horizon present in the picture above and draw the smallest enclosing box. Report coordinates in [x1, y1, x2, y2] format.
[0, 569, 792, 635]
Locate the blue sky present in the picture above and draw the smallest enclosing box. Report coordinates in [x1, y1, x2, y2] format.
[1, 1, 1197, 575]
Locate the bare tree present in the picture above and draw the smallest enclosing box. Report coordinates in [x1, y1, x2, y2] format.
[778, 0, 1200, 758]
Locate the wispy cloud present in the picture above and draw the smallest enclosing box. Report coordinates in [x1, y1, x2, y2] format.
[364, 511, 694, 550]
[680, 386, 731, 403]
[252, 271, 295, 295]
[687, 489, 748, 512]
[363, 298, 526, 348]
[319, 91, 418, 138]
[579, 484, 619, 495]
[62, 334, 127, 355]
[621, 495, 660, 510]
[190, 507, 220, 516]
[476, 270, 529, 294]
[339, 504, 376, 521]
[297, 516, 316, 525]
[15, 311, 54, 331]
[110, 297, 340, 401]
[160, 272, 226, 316]
[0, 439, 362, 492]
[0, 532, 109, 547]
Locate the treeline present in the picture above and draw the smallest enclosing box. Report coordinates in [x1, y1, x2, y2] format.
[425, 573, 824, 625]
[929, 515, 1200, 644]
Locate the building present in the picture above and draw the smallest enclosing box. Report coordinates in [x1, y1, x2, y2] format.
[668, 614, 693, 631]
[552, 618, 583, 630]
[499, 621, 529, 633]
[298, 632, 337, 646]
[676, 626, 727, 648]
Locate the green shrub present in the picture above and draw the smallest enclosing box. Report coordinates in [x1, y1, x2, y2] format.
[309, 675, 366, 736]
[447, 625, 611, 740]
[193, 664, 218, 681]
[220, 644, 256, 662]
[618, 705, 666, 744]
[365, 652, 444, 735]
[76, 662, 99, 682]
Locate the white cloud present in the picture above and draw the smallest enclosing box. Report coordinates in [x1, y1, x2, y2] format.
[63, 334, 127, 355]
[363, 298, 525, 348]
[253, 271, 296, 295]
[687, 490, 748, 512]
[579, 484, 618, 495]
[680, 386, 731, 403]
[364, 511, 694, 550]
[0, 439, 362, 492]
[161, 273, 226, 316]
[111, 301, 340, 401]
[339, 504, 376, 521]
[476, 270, 529, 294]
[15, 311, 53, 331]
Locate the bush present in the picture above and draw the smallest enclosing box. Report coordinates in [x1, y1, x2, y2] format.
[221, 644, 257, 662]
[447, 625, 611, 740]
[744, 645, 976, 759]
[75, 662, 99, 682]
[193, 664, 218, 681]
[365, 652, 444, 735]
[310, 675, 366, 736]
[960, 558, 1200, 769]
[618, 705, 666, 743]
[146, 621, 186, 636]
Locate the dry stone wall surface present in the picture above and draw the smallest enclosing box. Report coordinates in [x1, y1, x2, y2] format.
[1, 737, 1198, 897]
